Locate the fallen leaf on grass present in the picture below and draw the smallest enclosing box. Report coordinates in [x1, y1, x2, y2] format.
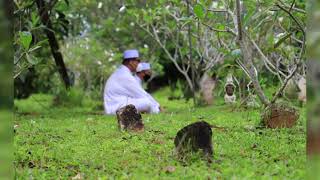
[251, 144, 257, 149]
[86, 117, 93, 121]
[14, 124, 19, 133]
[164, 166, 175, 173]
[72, 173, 83, 180]
[151, 138, 165, 145]
[28, 161, 35, 168]
[148, 129, 165, 135]
[244, 125, 255, 131]
[240, 149, 246, 156]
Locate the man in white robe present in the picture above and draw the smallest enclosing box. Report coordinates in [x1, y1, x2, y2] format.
[103, 49, 160, 115]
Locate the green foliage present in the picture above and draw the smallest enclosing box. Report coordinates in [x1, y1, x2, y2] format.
[24, 54, 39, 65]
[14, 94, 54, 113]
[194, 4, 205, 19]
[13, 0, 70, 79]
[231, 49, 242, 58]
[19, 31, 32, 50]
[274, 32, 292, 48]
[53, 87, 85, 107]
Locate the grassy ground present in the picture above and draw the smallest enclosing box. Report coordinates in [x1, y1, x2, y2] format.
[14, 88, 306, 179]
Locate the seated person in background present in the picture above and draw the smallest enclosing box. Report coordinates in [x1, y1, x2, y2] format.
[134, 62, 152, 87]
[103, 49, 160, 115]
[134, 62, 161, 111]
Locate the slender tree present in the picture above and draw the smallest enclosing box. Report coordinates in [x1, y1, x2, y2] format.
[36, 0, 71, 89]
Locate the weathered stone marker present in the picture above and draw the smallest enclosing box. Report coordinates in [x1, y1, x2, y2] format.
[224, 84, 236, 104]
[174, 121, 213, 163]
[116, 104, 144, 132]
[199, 73, 217, 105]
[297, 76, 306, 103]
[284, 76, 306, 104]
[262, 103, 299, 128]
[224, 74, 236, 104]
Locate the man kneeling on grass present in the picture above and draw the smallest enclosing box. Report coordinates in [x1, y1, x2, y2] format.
[134, 62, 162, 112]
[103, 49, 160, 115]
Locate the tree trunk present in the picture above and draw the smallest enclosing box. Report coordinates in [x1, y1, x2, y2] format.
[235, 0, 270, 107]
[186, 0, 197, 105]
[239, 40, 270, 106]
[36, 0, 71, 89]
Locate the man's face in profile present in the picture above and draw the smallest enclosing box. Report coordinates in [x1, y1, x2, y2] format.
[129, 58, 140, 72]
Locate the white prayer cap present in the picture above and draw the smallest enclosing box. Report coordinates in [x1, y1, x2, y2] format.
[123, 49, 139, 59]
[136, 62, 151, 72]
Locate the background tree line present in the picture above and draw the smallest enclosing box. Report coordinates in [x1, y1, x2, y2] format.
[13, 0, 306, 107]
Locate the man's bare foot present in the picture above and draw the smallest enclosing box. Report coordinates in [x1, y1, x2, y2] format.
[160, 106, 166, 112]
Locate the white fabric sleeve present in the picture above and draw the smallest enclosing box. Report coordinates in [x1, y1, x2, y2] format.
[122, 77, 149, 98]
[122, 77, 160, 112]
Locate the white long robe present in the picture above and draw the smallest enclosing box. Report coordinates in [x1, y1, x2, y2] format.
[133, 75, 142, 87]
[104, 65, 160, 114]
[133, 75, 160, 109]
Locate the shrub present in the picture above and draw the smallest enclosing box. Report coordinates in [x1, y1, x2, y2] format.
[52, 87, 85, 107]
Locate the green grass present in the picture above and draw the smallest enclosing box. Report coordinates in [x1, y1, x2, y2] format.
[14, 89, 306, 179]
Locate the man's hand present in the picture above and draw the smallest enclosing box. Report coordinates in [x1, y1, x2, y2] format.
[159, 106, 165, 112]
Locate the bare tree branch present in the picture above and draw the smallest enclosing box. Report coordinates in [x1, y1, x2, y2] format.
[186, 0, 195, 94]
[249, 37, 287, 77]
[137, 23, 195, 91]
[270, 65, 298, 104]
[201, 21, 236, 36]
[207, 9, 228, 13]
[235, 0, 242, 40]
[276, 2, 305, 61]
[289, 0, 296, 12]
[276, 3, 305, 35]
[276, 0, 306, 14]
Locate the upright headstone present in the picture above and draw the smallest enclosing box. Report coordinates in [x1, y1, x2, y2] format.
[297, 76, 306, 103]
[200, 74, 217, 105]
[262, 103, 299, 128]
[174, 121, 213, 163]
[116, 104, 144, 132]
[224, 74, 236, 104]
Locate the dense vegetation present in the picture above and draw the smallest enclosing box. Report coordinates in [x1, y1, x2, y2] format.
[14, 0, 306, 103]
